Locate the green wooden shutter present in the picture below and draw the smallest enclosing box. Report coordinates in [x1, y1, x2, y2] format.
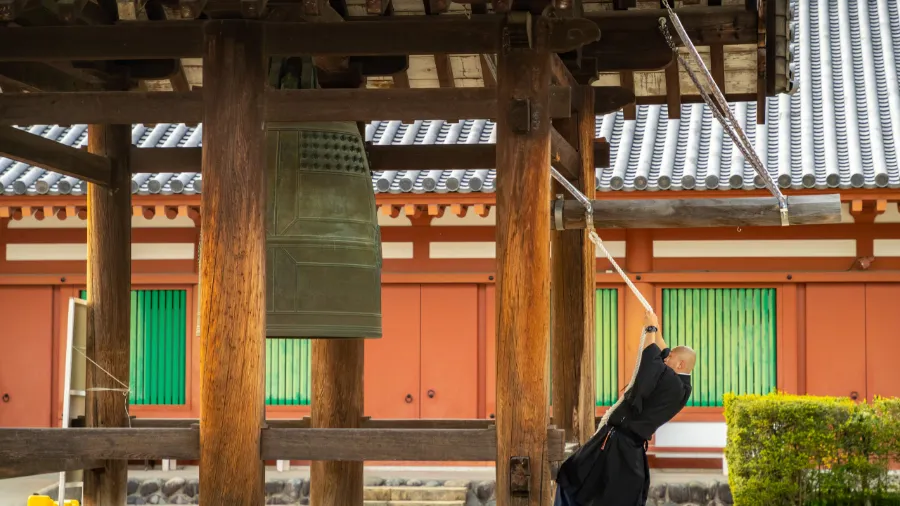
[265, 339, 312, 406]
[79, 289, 187, 405]
[595, 289, 619, 407]
[662, 288, 777, 407]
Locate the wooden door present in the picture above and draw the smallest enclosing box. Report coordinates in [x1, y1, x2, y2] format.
[865, 284, 900, 400]
[0, 287, 54, 427]
[805, 284, 867, 400]
[364, 285, 421, 419]
[419, 285, 479, 419]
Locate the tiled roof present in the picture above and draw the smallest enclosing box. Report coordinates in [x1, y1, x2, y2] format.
[3, 0, 900, 197]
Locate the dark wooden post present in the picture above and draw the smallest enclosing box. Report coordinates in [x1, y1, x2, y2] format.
[550, 86, 597, 445]
[495, 44, 552, 506]
[84, 123, 131, 506]
[310, 339, 365, 506]
[200, 20, 267, 506]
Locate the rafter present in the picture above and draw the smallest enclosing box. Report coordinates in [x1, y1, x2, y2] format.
[0, 126, 112, 186]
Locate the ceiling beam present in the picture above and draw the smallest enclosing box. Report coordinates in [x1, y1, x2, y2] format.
[0, 7, 755, 62]
[0, 126, 112, 186]
[0, 15, 597, 61]
[0, 87, 572, 124]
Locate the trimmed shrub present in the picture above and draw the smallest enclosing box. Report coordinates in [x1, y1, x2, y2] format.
[724, 392, 900, 506]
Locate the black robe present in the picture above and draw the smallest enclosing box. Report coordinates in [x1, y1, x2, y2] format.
[556, 343, 692, 506]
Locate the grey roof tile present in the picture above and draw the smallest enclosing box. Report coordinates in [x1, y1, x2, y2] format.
[3, 0, 900, 197]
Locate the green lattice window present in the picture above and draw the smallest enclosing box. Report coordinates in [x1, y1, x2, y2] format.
[80, 289, 187, 405]
[265, 339, 312, 406]
[662, 288, 777, 407]
[594, 289, 619, 407]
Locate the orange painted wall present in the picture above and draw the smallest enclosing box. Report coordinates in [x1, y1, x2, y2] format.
[2, 219, 900, 429]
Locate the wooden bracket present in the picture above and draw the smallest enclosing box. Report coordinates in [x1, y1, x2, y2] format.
[509, 456, 530, 497]
[509, 99, 532, 134]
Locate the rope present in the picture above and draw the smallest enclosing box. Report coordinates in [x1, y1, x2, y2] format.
[656, 0, 790, 226]
[549, 167, 650, 438]
[72, 343, 133, 428]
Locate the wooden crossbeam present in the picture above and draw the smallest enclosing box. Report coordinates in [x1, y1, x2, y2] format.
[0, 8, 754, 62]
[550, 127, 580, 181]
[0, 126, 111, 186]
[0, 458, 104, 480]
[0, 87, 571, 125]
[552, 195, 844, 229]
[0, 16, 597, 61]
[0, 427, 562, 464]
[0, 428, 200, 461]
[131, 418, 495, 429]
[124, 141, 603, 174]
[261, 427, 565, 461]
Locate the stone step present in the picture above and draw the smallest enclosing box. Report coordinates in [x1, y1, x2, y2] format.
[364, 501, 466, 506]
[364, 487, 468, 502]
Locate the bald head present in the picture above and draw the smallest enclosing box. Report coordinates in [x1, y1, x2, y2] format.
[664, 346, 696, 374]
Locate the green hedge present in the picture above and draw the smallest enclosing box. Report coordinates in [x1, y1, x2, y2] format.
[724, 393, 900, 506]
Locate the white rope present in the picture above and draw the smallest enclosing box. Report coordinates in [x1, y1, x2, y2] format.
[72, 344, 133, 428]
[657, 0, 790, 226]
[549, 167, 650, 438]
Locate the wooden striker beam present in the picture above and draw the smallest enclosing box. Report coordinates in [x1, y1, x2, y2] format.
[550, 85, 596, 445]
[552, 195, 844, 229]
[495, 38, 552, 506]
[84, 123, 131, 506]
[311, 339, 365, 506]
[199, 20, 266, 506]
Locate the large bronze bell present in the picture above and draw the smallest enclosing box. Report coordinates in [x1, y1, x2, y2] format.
[265, 121, 382, 339]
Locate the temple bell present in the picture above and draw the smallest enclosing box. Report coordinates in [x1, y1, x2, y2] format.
[265, 121, 383, 339]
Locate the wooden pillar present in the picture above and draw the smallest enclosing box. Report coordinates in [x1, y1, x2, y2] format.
[496, 44, 552, 506]
[310, 339, 365, 506]
[550, 86, 597, 445]
[200, 20, 266, 506]
[84, 124, 131, 506]
[623, 229, 654, 382]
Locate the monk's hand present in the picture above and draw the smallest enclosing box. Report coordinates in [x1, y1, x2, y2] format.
[643, 311, 659, 329]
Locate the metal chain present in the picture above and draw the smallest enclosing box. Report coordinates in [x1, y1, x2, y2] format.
[657, 2, 789, 225]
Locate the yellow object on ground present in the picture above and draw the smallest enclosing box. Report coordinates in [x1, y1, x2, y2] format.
[27, 495, 79, 506]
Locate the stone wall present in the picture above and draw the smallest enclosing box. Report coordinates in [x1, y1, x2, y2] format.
[37, 477, 732, 506]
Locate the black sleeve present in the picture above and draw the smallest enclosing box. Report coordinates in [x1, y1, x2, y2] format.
[625, 343, 668, 415]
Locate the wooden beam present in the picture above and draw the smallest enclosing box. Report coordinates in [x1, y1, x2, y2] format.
[0, 8, 752, 62]
[0, 16, 598, 61]
[0, 458, 104, 480]
[552, 195, 844, 229]
[434, 54, 454, 88]
[0, 87, 572, 125]
[0, 62, 104, 92]
[591, 86, 635, 115]
[0, 125, 111, 186]
[550, 126, 579, 181]
[200, 20, 266, 506]
[496, 40, 551, 506]
[0, 429, 199, 460]
[84, 123, 131, 506]
[310, 339, 364, 506]
[130, 418, 497, 429]
[260, 428, 565, 462]
[550, 85, 595, 445]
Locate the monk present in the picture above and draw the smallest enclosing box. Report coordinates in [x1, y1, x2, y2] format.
[554, 311, 695, 506]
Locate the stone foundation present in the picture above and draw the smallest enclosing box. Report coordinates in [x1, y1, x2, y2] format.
[37, 478, 732, 506]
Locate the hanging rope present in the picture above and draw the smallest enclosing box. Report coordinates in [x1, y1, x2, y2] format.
[656, 0, 790, 226]
[71, 344, 133, 428]
[550, 167, 651, 439]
